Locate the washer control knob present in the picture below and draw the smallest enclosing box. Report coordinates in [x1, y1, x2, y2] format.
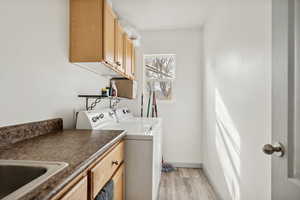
[92, 116, 98, 123]
[99, 113, 104, 119]
[109, 112, 114, 117]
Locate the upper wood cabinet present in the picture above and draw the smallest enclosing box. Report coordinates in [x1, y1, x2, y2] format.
[103, 0, 117, 66]
[131, 47, 136, 78]
[124, 34, 136, 79]
[70, 0, 117, 65]
[115, 20, 125, 73]
[70, 0, 136, 80]
[124, 34, 132, 78]
[70, 0, 104, 62]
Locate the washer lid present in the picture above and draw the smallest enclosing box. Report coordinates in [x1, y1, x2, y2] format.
[98, 120, 157, 140]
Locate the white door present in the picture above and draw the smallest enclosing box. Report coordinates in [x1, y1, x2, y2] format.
[269, 0, 300, 199]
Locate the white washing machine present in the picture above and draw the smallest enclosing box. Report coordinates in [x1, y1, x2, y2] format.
[76, 108, 162, 200]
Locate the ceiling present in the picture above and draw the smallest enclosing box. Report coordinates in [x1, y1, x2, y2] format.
[111, 0, 214, 31]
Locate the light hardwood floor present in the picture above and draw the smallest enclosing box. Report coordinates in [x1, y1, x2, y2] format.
[159, 168, 217, 200]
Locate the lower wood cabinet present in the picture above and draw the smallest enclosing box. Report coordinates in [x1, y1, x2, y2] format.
[91, 141, 124, 199]
[112, 164, 125, 200]
[54, 141, 124, 200]
[60, 176, 88, 200]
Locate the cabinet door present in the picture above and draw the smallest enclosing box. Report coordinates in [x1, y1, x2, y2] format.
[115, 20, 124, 72]
[60, 176, 88, 200]
[103, 0, 116, 66]
[112, 164, 125, 200]
[124, 35, 132, 78]
[70, 0, 103, 62]
[131, 46, 136, 79]
[91, 141, 124, 199]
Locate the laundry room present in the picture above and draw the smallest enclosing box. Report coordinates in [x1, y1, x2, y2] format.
[0, 0, 296, 200]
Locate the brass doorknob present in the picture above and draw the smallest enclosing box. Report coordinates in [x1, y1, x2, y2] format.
[262, 142, 284, 157]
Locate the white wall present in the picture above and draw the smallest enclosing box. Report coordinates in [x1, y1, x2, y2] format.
[203, 1, 271, 200]
[138, 29, 204, 165]
[0, 0, 111, 128]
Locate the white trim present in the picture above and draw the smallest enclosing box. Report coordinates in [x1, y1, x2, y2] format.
[168, 162, 203, 169]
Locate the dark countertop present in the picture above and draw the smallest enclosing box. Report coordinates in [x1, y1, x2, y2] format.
[0, 129, 126, 200]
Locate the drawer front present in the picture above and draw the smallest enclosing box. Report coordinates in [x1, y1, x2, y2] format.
[112, 164, 125, 200]
[60, 176, 88, 200]
[91, 141, 124, 198]
[110, 141, 124, 172]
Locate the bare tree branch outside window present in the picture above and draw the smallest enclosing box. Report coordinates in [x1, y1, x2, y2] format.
[144, 54, 176, 101]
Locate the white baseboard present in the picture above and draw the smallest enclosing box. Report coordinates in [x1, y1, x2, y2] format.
[168, 162, 203, 168]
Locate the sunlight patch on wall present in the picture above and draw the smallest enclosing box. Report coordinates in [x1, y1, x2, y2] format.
[215, 89, 241, 200]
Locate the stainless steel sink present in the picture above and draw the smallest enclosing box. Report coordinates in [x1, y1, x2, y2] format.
[0, 160, 68, 200]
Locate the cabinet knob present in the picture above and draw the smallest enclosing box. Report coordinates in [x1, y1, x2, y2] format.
[112, 160, 119, 166]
